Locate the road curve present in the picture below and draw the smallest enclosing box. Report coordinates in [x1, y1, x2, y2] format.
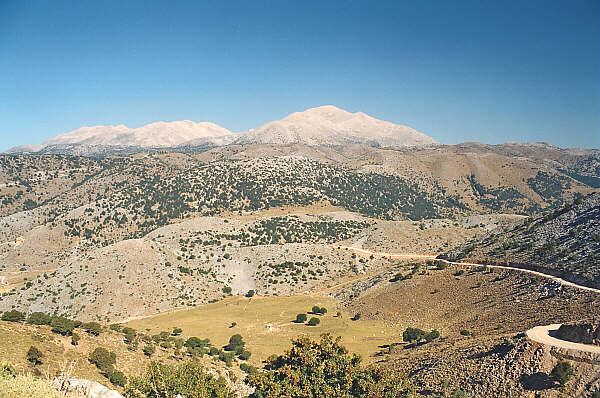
[338, 246, 600, 294]
[526, 324, 600, 354]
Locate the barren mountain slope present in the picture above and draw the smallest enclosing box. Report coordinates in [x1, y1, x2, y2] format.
[444, 192, 600, 288]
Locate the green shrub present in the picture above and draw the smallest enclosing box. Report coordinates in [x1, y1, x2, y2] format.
[450, 388, 467, 398]
[403, 327, 425, 344]
[245, 290, 255, 298]
[0, 363, 16, 379]
[143, 345, 155, 357]
[425, 329, 440, 343]
[109, 370, 127, 387]
[26, 312, 51, 325]
[238, 350, 251, 360]
[26, 346, 43, 366]
[307, 317, 320, 326]
[109, 324, 122, 332]
[124, 361, 233, 397]
[246, 334, 414, 398]
[82, 322, 102, 336]
[1, 310, 25, 323]
[172, 327, 183, 336]
[240, 363, 257, 374]
[225, 334, 245, 352]
[551, 361, 574, 386]
[50, 316, 76, 336]
[71, 333, 80, 346]
[88, 347, 116, 373]
[295, 313, 307, 323]
[351, 313, 361, 321]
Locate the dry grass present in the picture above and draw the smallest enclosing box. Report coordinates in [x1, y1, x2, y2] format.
[126, 295, 399, 363]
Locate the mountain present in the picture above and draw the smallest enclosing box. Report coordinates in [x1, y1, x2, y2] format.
[5, 120, 234, 154]
[235, 105, 436, 147]
[5, 106, 435, 155]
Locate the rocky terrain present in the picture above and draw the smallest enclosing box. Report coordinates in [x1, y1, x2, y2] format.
[444, 192, 600, 288]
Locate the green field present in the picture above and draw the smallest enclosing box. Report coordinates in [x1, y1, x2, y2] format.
[126, 295, 399, 363]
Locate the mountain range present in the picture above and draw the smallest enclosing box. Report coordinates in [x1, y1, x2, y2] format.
[5, 105, 437, 155]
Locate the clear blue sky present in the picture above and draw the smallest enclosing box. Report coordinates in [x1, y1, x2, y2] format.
[1, 0, 598, 150]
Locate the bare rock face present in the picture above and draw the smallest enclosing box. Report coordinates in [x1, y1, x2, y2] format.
[52, 377, 123, 398]
[556, 322, 600, 345]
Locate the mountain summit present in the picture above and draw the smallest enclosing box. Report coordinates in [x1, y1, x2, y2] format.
[5, 106, 435, 154]
[236, 105, 436, 147]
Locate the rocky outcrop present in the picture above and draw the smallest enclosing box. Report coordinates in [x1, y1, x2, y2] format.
[557, 321, 600, 346]
[52, 377, 123, 398]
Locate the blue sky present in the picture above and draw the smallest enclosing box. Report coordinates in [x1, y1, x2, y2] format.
[1, 0, 598, 150]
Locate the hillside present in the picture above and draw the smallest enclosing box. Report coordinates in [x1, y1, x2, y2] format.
[443, 192, 600, 288]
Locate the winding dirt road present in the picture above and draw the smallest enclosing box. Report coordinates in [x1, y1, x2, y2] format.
[526, 324, 600, 354]
[338, 246, 600, 294]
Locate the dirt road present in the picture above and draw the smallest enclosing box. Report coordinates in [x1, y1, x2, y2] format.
[526, 324, 600, 354]
[339, 246, 600, 294]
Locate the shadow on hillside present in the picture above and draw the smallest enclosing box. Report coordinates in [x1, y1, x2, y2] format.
[520, 372, 554, 391]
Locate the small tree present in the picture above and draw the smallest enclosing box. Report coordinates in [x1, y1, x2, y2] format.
[225, 334, 245, 351]
[295, 313, 307, 323]
[307, 317, 320, 326]
[143, 345, 155, 357]
[424, 329, 440, 343]
[26, 346, 43, 366]
[50, 316, 76, 336]
[222, 286, 232, 294]
[551, 361, 574, 387]
[239, 350, 251, 360]
[172, 327, 183, 336]
[109, 370, 127, 387]
[26, 312, 51, 325]
[246, 290, 255, 298]
[71, 332, 80, 346]
[89, 347, 116, 373]
[83, 322, 102, 336]
[403, 327, 426, 345]
[1, 310, 25, 323]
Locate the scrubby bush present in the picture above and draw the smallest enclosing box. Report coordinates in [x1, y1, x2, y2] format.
[245, 290, 255, 298]
[450, 388, 467, 398]
[222, 286, 232, 294]
[238, 350, 251, 361]
[240, 363, 258, 374]
[295, 313, 307, 323]
[551, 361, 573, 386]
[307, 317, 320, 326]
[82, 322, 102, 336]
[246, 334, 414, 398]
[109, 324, 122, 332]
[403, 327, 425, 344]
[0, 363, 16, 379]
[351, 313, 361, 321]
[311, 306, 327, 315]
[50, 316, 76, 336]
[225, 334, 245, 352]
[109, 370, 127, 387]
[425, 329, 440, 342]
[88, 347, 116, 373]
[172, 327, 183, 336]
[1, 310, 25, 323]
[124, 361, 233, 397]
[26, 312, 51, 325]
[143, 345, 155, 357]
[26, 346, 43, 366]
[71, 333, 80, 346]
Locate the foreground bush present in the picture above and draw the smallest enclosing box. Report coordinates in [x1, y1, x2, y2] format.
[246, 334, 415, 398]
[0, 375, 60, 398]
[551, 361, 574, 386]
[124, 361, 234, 398]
